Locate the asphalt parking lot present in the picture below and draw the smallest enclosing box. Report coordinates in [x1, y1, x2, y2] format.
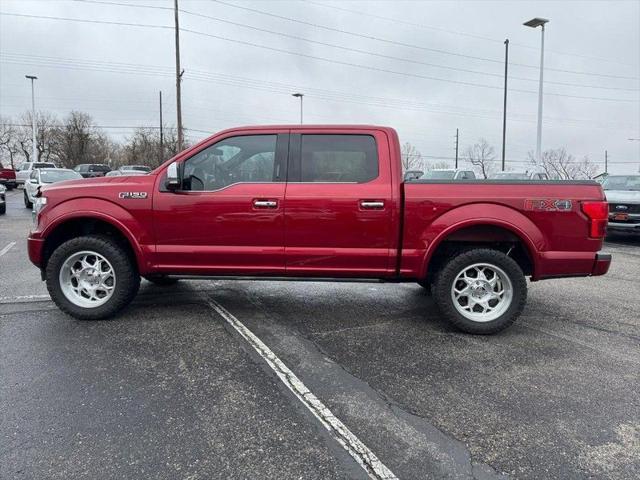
[1, 186, 639, 480]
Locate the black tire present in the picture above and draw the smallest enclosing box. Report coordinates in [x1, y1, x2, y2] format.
[0, 203, 5, 215]
[144, 275, 179, 286]
[46, 235, 140, 320]
[432, 248, 527, 334]
[24, 190, 32, 209]
[417, 280, 431, 295]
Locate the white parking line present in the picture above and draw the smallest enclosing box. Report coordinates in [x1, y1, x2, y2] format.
[0, 241, 16, 257]
[0, 294, 51, 304]
[206, 298, 398, 480]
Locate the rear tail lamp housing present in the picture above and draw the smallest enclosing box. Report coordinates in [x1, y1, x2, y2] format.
[581, 201, 608, 238]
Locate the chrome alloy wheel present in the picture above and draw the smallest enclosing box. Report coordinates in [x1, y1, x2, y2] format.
[59, 251, 116, 308]
[450, 262, 513, 322]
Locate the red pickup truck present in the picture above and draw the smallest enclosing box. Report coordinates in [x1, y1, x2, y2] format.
[0, 166, 17, 190]
[28, 125, 611, 334]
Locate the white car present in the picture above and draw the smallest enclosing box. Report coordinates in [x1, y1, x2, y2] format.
[15, 161, 57, 185]
[24, 168, 82, 208]
[602, 175, 640, 235]
[422, 169, 476, 180]
[0, 184, 6, 215]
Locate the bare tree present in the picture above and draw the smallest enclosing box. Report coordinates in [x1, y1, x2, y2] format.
[465, 139, 496, 179]
[401, 142, 422, 172]
[427, 160, 450, 170]
[13, 112, 60, 163]
[0, 118, 20, 169]
[528, 148, 598, 180]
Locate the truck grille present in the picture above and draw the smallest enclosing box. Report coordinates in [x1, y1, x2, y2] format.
[608, 203, 640, 214]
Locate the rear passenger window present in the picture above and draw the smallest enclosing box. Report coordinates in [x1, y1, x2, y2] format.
[300, 135, 378, 183]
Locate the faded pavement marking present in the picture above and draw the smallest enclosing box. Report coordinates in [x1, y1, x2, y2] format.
[0, 241, 16, 257]
[206, 298, 398, 480]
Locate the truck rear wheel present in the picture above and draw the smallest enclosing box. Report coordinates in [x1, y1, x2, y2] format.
[432, 248, 526, 334]
[46, 235, 140, 320]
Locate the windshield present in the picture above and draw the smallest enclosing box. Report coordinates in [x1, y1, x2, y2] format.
[34, 163, 56, 169]
[423, 170, 455, 179]
[39, 170, 81, 183]
[602, 175, 640, 191]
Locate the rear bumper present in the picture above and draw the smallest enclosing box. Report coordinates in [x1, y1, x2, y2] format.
[535, 251, 611, 280]
[0, 179, 16, 188]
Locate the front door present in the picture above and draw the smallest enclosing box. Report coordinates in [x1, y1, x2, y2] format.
[153, 131, 289, 275]
[284, 130, 395, 277]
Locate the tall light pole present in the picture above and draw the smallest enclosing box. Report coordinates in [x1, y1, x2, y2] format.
[292, 93, 304, 124]
[25, 75, 38, 162]
[524, 17, 549, 163]
[501, 39, 509, 171]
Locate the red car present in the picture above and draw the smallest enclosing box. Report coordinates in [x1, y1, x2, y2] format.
[0, 166, 17, 190]
[28, 125, 611, 334]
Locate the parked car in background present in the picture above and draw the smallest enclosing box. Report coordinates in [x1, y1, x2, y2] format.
[0, 166, 17, 190]
[119, 165, 151, 174]
[23, 168, 83, 209]
[421, 169, 476, 180]
[0, 184, 6, 215]
[490, 171, 550, 181]
[106, 169, 149, 177]
[15, 161, 57, 185]
[74, 164, 111, 178]
[602, 175, 640, 235]
[403, 170, 424, 181]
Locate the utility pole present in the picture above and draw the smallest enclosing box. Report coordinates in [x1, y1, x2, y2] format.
[25, 75, 38, 162]
[159, 90, 164, 164]
[501, 39, 509, 171]
[455, 128, 459, 169]
[604, 150, 608, 174]
[174, 0, 184, 151]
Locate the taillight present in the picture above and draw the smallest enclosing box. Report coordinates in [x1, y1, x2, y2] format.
[581, 201, 608, 238]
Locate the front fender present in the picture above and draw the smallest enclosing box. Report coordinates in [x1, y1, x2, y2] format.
[36, 197, 153, 274]
[418, 203, 544, 279]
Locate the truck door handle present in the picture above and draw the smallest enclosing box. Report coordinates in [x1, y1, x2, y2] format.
[253, 199, 278, 208]
[360, 200, 385, 209]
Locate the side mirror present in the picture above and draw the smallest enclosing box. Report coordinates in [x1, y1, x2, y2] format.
[29, 178, 38, 184]
[165, 162, 180, 191]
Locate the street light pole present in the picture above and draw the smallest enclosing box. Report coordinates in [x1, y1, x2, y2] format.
[501, 39, 509, 171]
[524, 17, 549, 163]
[292, 93, 304, 124]
[25, 75, 38, 162]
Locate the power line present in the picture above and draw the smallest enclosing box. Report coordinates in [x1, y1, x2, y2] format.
[69, 0, 639, 92]
[1, 12, 637, 103]
[209, 0, 640, 81]
[1, 53, 636, 130]
[306, 0, 638, 68]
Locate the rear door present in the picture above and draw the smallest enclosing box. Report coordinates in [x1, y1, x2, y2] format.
[284, 129, 395, 277]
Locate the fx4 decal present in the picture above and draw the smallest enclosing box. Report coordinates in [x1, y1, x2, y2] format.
[119, 192, 148, 199]
[524, 199, 573, 212]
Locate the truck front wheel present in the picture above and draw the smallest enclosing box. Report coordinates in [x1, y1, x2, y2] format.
[46, 235, 140, 320]
[432, 248, 527, 334]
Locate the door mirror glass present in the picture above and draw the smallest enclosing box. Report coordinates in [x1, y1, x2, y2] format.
[29, 178, 38, 184]
[165, 162, 180, 191]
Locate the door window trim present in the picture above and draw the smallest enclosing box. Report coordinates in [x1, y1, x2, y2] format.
[161, 133, 290, 193]
[287, 133, 380, 184]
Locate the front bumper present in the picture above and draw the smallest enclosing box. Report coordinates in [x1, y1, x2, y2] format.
[607, 221, 640, 234]
[27, 235, 45, 268]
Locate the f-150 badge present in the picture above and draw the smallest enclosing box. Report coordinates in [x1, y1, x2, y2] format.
[119, 192, 148, 199]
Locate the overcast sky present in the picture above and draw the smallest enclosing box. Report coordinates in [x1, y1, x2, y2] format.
[1, 0, 639, 174]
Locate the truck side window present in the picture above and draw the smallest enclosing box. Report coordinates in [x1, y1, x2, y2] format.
[182, 135, 277, 191]
[300, 135, 378, 183]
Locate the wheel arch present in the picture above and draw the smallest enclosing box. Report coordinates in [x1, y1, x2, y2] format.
[41, 212, 147, 274]
[419, 204, 543, 280]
